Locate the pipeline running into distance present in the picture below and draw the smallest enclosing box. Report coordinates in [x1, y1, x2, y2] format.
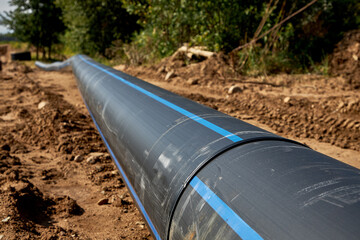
[36, 55, 360, 240]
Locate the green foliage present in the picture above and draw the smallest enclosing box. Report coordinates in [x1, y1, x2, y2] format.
[237, 46, 297, 76]
[3, 0, 358, 73]
[0, 40, 28, 51]
[56, 0, 140, 57]
[286, 0, 360, 64]
[231, 0, 359, 75]
[305, 55, 329, 75]
[122, 0, 359, 73]
[122, 0, 264, 57]
[0, 0, 65, 59]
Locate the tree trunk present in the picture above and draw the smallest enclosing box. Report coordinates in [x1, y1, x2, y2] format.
[42, 48, 46, 60]
[48, 45, 51, 60]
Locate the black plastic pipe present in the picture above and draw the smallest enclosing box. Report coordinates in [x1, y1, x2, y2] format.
[36, 55, 360, 240]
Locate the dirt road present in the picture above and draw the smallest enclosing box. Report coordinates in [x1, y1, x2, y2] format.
[0, 57, 359, 239]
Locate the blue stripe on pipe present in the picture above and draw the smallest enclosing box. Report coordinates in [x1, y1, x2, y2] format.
[190, 176, 264, 240]
[82, 101, 162, 240]
[78, 55, 243, 143]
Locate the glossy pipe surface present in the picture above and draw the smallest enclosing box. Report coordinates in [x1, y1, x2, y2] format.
[36, 55, 360, 240]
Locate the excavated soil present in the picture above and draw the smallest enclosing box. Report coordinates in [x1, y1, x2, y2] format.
[330, 29, 360, 89]
[0, 49, 359, 239]
[0, 63, 151, 239]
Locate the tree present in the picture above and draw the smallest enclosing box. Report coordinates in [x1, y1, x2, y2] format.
[56, 0, 140, 57]
[122, 0, 359, 69]
[286, 0, 360, 63]
[122, 0, 265, 56]
[0, 0, 65, 60]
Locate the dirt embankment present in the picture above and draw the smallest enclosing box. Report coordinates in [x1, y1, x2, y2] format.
[330, 29, 360, 89]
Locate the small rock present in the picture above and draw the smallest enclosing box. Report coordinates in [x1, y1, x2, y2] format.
[283, 97, 291, 103]
[240, 115, 254, 120]
[113, 184, 123, 188]
[2, 216, 10, 223]
[187, 77, 199, 85]
[95, 165, 105, 172]
[111, 170, 119, 176]
[136, 221, 145, 225]
[97, 198, 109, 205]
[228, 85, 243, 94]
[200, 64, 207, 75]
[114, 64, 126, 71]
[109, 194, 118, 203]
[337, 101, 345, 110]
[157, 66, 166, 74]
[165, 71, 175, 81]
[74, 155, 83, 162]
[346, 98, 357, 110]
[86, 156, 98, 164]
[38, 101, 48, 109]
[89, 152, 104, 157]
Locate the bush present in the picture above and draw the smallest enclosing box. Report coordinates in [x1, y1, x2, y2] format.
[57, 0, 140, 57]
[124, 0, 265, 57]
[123, 0, 359, 73]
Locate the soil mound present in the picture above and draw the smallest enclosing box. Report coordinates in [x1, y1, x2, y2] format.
[329, 29, 360, 89]
[0, 180, 83, 239]
[156, 51, 232, 85]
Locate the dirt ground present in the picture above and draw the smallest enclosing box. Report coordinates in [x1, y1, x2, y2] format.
[0, 63, 152, 239]
[0, 49, 359, 239]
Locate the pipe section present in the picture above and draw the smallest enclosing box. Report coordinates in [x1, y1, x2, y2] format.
[36, 55, 360, 240]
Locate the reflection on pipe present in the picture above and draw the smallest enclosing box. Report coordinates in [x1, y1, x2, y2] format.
[36, 55, 360, 240]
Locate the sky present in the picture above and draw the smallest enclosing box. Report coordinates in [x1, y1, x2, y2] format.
[0, 0, 15, 34]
